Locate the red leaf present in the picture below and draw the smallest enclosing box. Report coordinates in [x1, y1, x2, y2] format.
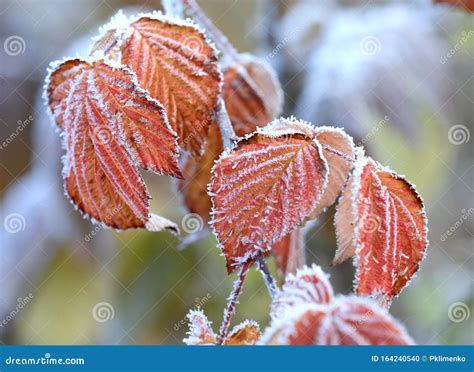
[334, 154, 428, 302]
[46, 58, 180, 230]
[263, 297, 414, 345]
[272, 229, 306, 278]
[222, 55, 283, 137]
[252, 122, 354, 275]
[262, 265, 414, 345]
[94, 12, 222, 155]
[210, 118, 328, 272]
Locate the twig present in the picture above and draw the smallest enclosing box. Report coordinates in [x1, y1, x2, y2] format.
[217, 261, 251, 344]
[255, 253, 279, 300]
[182, 0, 241, 62]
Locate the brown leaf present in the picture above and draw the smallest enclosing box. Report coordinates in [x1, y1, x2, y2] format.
[224, 321, 261, 345]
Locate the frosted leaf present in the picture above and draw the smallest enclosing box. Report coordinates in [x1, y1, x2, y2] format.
[262, 265, 414, 345]
[271, 264, 333, 325]
[146, 214, 179, 235]
[183, 308, 260, 346]
[222, 54, 283, 137]
[93, 12, 222, 155]
[262, 297, 414, 345]
[257, 116, 316, 139]
[183, 309, 217, 345]
[309, 126, 355, 218]
[45, 58, 180, 229]
[334, 155, 428, 303]
[210, 118, 329, 272]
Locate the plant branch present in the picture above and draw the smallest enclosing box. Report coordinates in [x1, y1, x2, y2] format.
[255, 253, 279, 300]
[182, 0, 240, 62]
[217, 261, 251, 344]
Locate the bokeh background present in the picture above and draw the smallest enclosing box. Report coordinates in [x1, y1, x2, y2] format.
[0, 0, 472, 345]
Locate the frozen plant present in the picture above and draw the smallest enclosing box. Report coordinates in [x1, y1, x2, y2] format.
[43, 0, 440, 345]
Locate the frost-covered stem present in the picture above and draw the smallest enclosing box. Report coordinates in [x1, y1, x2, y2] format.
[162, 0, 184, 18]
[217, 261, 250, 345]
[255, 254, 279, 300]
[182, 0, 241, 62]
[216, 97, 237, 149]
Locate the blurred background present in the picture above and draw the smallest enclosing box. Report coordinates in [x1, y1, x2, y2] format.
[0, 0, 472, 345]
